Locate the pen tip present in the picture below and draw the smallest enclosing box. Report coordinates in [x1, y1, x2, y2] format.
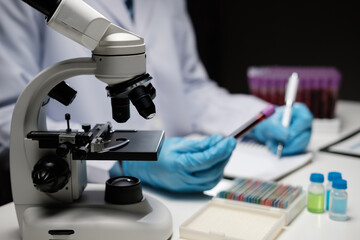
[276, 144, 283, 159]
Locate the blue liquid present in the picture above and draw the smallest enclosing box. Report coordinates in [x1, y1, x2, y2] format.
[330, 198, 347, 221]
[326, 189, 330, 211]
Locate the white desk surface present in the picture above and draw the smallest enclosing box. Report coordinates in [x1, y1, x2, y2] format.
[1, 100, 360, 240]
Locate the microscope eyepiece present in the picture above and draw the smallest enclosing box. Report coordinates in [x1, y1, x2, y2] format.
[23, 0, 62, 20]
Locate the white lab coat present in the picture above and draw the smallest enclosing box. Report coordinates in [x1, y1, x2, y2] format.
[0, 0, 266, 182]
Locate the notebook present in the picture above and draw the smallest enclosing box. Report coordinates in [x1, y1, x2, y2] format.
[224, 140, 313, 181]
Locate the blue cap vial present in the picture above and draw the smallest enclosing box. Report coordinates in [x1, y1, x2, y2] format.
[328, 172, 342, 181]
[332, 179, 347, 190]
[310, 173, 324, 183]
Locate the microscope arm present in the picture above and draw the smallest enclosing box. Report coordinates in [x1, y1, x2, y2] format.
[11, 58, 95, 134]
[10, 58, 96, 204]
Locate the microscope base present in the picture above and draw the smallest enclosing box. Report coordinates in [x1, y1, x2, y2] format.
[20, 193, 172, 240]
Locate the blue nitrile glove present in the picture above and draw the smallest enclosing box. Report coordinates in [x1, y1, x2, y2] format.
[248, 103, 313, 155]
[121, 134, 237, 192]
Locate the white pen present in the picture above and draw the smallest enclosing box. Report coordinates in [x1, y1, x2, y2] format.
[276, 72, 299, 158]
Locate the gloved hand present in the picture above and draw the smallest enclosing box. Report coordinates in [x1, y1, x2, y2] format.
[248, 103, 313, 155]
[121, 134, 237, 192]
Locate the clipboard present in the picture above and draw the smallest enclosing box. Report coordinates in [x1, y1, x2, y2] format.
[320, 128, 360, 158]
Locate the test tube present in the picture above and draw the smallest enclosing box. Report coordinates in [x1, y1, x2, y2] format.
[249, 77, 261, 97]
[319, 78, 329, 119]
[296, 76, 305, 104]
[302, 78, 312, 110]
[311, 78, 321, 118]
[328, 76, 340, 119]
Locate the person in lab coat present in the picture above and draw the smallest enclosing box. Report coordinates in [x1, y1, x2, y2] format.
[0, 0, 312, 202]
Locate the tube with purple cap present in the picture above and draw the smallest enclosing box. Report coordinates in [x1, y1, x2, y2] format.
[228, 104, 275, 139]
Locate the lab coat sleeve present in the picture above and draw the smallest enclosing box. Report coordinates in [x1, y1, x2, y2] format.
[0, 2, 85, 143]
[177, 1, 268, 136]
[0, 1, 45, 150]
[0, 1, 112, 183]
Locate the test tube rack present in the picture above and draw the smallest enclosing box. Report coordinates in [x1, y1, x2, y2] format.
[247, 66, 341, 119]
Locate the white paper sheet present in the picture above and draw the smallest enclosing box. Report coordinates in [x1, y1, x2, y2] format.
[224, 141, 313, 181]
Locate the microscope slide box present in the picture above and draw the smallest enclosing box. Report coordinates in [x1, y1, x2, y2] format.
[180, 192, 306, 240]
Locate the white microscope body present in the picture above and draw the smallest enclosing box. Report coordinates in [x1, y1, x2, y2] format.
[10, 0, 172, 239]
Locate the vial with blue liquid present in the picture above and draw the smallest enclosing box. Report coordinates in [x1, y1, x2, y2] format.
[329, 179, 348, 221]
[326, 172, 342, 211]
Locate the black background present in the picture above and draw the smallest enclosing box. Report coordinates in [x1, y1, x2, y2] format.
[187, 1, 360, 101]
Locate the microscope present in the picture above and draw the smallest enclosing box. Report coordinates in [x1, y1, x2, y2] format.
[10, 0, 172, 239]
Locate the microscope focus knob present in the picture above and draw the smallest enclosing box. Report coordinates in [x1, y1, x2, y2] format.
[32, 155, 71, 193]
[56, 143, 70, 157]
[82, 123, 91, 132]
